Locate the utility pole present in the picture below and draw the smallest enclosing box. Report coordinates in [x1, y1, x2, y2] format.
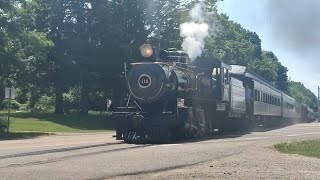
[5, 87, 15, 133]
[318, 86, 320, 110]
[7, 88, 11, 133]
[316, 86, 320, 122]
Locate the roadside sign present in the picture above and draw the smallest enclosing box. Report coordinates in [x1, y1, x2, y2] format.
[4, 87, 15, 133]
[107, 99, 112, 113]
[5, 87, 15, 99]
[107, 99, 112, 108]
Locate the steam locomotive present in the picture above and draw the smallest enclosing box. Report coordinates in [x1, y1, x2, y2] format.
[112, 44, 315, 144]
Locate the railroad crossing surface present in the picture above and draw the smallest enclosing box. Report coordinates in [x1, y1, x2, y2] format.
[0, 123, 320, 180]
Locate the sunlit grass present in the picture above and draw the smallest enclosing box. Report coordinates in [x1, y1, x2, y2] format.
[274, 139, 320, 159]
[0, 111, 114, 134]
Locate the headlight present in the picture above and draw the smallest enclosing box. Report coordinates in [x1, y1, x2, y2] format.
[140, 44, 153, 58]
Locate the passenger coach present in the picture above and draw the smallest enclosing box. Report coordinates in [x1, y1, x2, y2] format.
[230, 65, 302, 126]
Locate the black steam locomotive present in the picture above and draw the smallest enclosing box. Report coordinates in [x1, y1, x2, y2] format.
[112, 44, 315, 144]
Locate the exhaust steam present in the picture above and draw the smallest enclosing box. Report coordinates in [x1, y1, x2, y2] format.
[180, 3, 209, 61]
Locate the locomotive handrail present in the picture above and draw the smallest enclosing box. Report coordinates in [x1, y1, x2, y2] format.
[130, 62, 168, 65]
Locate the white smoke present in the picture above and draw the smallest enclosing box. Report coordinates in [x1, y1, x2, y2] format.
[180, 3, 209, 60]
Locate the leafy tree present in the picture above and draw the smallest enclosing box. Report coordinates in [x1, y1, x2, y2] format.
[0, 0, 52, 109]
[289, 81, 317, 109]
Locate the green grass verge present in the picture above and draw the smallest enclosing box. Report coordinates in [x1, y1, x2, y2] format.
[0, 111, 114, 135]
[274, 139, 320, 159]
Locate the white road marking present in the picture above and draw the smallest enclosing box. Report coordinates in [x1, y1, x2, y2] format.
[236, 137, 270, 141]
[151, 144, 182, 148]
[196, 131, 320, 144]
[286, 132, 320, 137]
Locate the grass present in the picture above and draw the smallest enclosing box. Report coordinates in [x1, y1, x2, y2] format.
[0, 111, 114, 137]
[274, 139, 320, 159]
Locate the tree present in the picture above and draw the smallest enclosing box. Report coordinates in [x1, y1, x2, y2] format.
[289, 81, 317, 109]
[0, 0, 53, 110]
[275, 64, 289, 93]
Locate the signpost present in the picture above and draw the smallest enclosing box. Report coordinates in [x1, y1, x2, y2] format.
[5, 87, 15, 133]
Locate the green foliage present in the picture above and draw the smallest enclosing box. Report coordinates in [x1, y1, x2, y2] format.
[275, 140, 320, 159]
[0, 99, 21, 110]
[205, 13, 290, 93]
[63, 87, 81, 113]
[0, 116, 8, 135]
[34, 95, 55, 112]
[6, 112, 113, 133]
[288, 81, 317, 109]
[206, 14, 260, 65]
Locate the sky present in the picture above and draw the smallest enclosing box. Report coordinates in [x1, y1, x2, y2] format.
[217, 0, 320, 95]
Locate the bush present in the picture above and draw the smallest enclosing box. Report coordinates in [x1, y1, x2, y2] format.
[0, 116, 8, 135]
[35, 95, 55, 112]
[19, 104, 28, 112]
[63, 91, 79, 113]
[0, 99, 21, 110]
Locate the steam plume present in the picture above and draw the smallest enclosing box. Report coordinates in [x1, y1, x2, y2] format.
[180, 3, 209, 60]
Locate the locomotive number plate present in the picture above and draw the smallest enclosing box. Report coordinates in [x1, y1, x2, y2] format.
[138, 74, 152, 88]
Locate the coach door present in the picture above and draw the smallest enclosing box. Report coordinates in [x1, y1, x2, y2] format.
[245, 79, 254, 117]
[212, 66, 230, 101]
[222, 68, 230, 101]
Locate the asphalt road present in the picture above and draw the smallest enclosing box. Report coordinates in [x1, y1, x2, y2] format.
[0, 123, 320, 180]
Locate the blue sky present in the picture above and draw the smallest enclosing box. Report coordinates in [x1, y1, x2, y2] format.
[217, 0, 319, 95]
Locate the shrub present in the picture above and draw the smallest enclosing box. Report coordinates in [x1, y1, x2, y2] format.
[35, 95, 55, 112]
[0, 116, 8, 135]
[0, 99, 21, 110]
[19, 104, 28, 112]
[63, 92, 79, 113]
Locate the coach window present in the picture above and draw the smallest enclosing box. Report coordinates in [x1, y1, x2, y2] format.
[254, 90, 258, 101]
[269, 95, 271, 104]
[269, 95, 272, 104]
[258, 91, 261, 102]
[224, 68, 229, 84]
[265, 94, 268, 103]
[259, 91, 262, 102]
[273, 97, 275, 105]
[265, 94, 268, 104]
